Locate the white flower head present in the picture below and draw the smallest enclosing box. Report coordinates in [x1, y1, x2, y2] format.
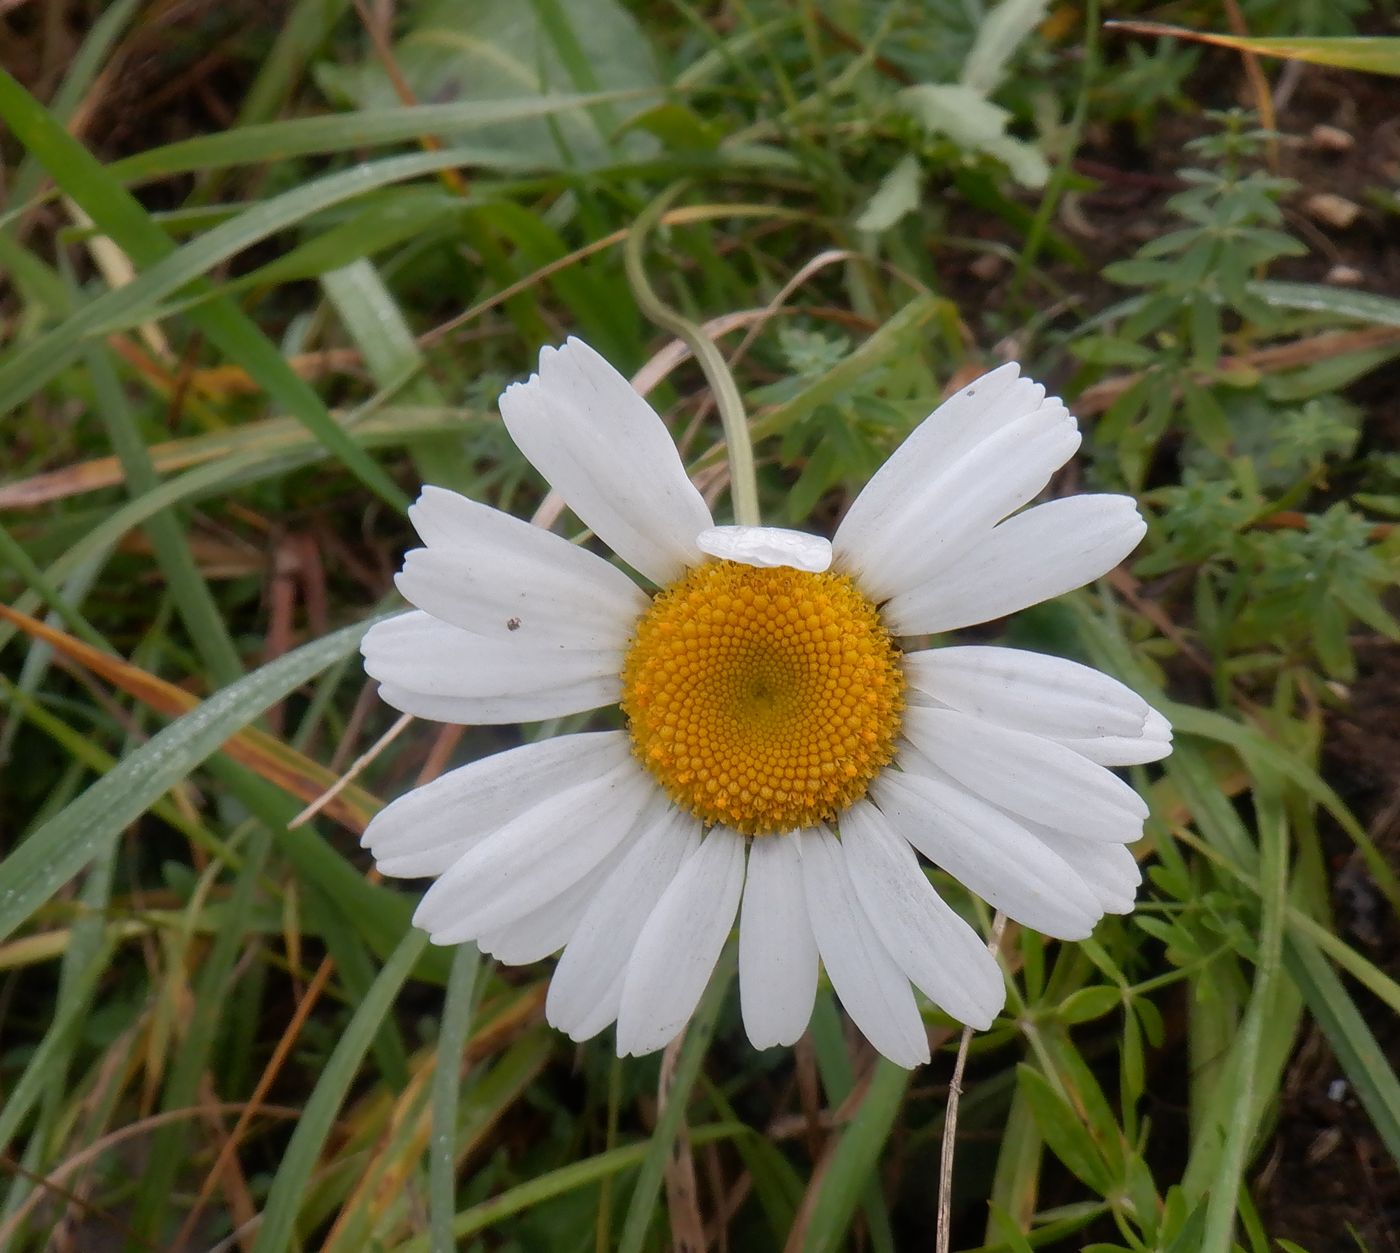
[360, 337, 1171, 1067]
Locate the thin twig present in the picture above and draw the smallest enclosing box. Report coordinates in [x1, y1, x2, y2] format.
[351, 0, 470, 196]
[936, 911, 1008, 1253]
[288, 712, 412, 828]
[0, 1102, 301, 1245]
[171, 956, 338, 1248]
[659, 1029, 705, 1253]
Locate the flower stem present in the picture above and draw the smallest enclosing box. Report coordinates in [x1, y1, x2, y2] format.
[624, 183, 762, 527]
[938, 911, 1008, 1253]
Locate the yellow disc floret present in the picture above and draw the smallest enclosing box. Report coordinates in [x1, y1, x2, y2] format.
[620, 560, 905, 836]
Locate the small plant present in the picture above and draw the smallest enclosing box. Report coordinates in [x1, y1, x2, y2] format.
[758, 326, 912, 522]
[1076, 110, 1305, 485]
[1144, 476, 1399, 684]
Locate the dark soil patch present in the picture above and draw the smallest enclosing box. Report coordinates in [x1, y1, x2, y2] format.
[1259, 637, 1400, 1252]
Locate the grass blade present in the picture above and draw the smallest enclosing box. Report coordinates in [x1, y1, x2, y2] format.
[0, 67, 407, 510]
[1197, 769, 1288, 1251]
[617, 955, 734, 1253]
[0, 146, 498, 416]
[251, 929, 429, 1253]
[429, 943, 484, 1252]
[0, 620, 371, 945]
[800, 1060, 911, 1253]
[1285, 936, 1400, 1165]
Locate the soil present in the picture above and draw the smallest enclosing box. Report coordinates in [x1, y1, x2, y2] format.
[1267, 636, 1400, 1253]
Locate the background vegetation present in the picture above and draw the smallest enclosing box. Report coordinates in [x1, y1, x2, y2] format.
[2, 0, 1398, 1249]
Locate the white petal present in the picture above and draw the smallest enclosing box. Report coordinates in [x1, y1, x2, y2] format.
[1025, 823, 1143, 915]
[477, 839, 631, 964]
[828, 366, 1058, 588]
[498, 338, 714, 585]
[1055, 728, 1173, 767]
[798, 827, 930, 1068]
[547, 799, 701, 1041]
[615, 826, 746, 1056]
[870, 769, 1102, 940]
[738, 836, 820, 1049]
[836, 369, 1080, 601]
[840, 802, 1004, 1028]
[884, 495, 1146, 635]
[904, 645, 1173, 765]
[362, 610, 621, 724]
[405, 485, 473, 548]
[362, 731, 628, 878]
[412, 759, 652, 943]
[901, 706, 1148, 843]
[396, 488, 647, 649]
[696, 526, 833, 573]
[834, 364, 1032, 559]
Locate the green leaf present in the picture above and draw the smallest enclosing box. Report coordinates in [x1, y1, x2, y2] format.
[1058, 986, 1123, 1025]
[251, 929, 429, 1253]
[0, 146, 499, 417]
[399, 1124, 747, 1251]
[1252, 279, 1400, 328]
[1017, 1064, 1112, 1194]
[800, 1060, 912, 1253]
[315, 0, 661, 168]
[0, 931, 116, 1158]
[899, 83, 1049, 188]
[1107, 24, 1400, 76]
[84, 341, 244, 687]
[430, 944, 484, 1251]
[0, 620, 374, 946]
[233, 189, 465, 288]
[855, 154, 923, 233]
[1196, 771, 1288, 1252]
[616, 953, 734, 1253]
[104, 93, 639, 185]
[1285, 935, 1400, 1165]
[748, 296, 947, 443]
[0, 67, 407, 511]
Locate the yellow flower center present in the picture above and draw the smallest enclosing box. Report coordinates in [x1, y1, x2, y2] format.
[620, 560, 905, 836]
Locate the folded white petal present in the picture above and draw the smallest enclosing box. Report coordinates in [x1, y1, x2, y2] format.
[904, 646, 1173, 765]
[739, 835, 820, 1049]
[547, 798, 701, 1042]
[840, 802, 1004, 1028]
[1054, 728, 1173, 766]
[498, 338, 714, 585]
[834, 365, 1031, 561]
[838, 402, 1078, 602]
[798, 826, 930, 1068]
[362, 730, 628, 878]
[477, 839, 632, 964]
[884, 495, 1146, 635]
[697, 526, 833, 573]
[362, 610, 621, 724]
[870, 769, 1102, 940]
[1023, 822, 1143, 915]
[616, 826, 746, 1056]
[902, 706, 1148, 844]
[395, 489, 646, 650]
[412, 759, 652, 943]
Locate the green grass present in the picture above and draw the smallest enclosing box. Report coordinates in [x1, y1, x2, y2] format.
[2, 1, 1398, 1250]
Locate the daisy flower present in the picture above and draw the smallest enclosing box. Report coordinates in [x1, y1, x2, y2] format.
[360, 338, 1171, 1068]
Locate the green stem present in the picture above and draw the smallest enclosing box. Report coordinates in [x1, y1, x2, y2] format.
[624, 183, 761, 527]
[1009, 0, 1100, 303]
